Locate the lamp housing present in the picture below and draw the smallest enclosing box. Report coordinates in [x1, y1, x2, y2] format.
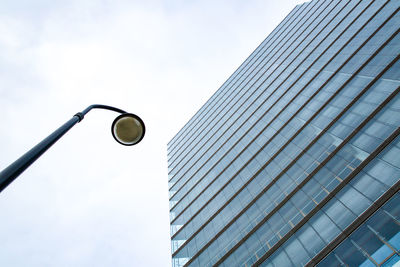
[111, 113, 145, 146]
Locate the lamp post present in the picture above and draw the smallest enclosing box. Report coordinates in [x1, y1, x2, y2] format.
[0, 104, 145, 193]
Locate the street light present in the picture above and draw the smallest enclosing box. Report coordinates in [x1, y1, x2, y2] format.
[112, 113, 145, 146]
[0, 104, 145, 193]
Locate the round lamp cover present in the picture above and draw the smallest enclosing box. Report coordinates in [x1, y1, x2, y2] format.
[111, 113, 145, 146]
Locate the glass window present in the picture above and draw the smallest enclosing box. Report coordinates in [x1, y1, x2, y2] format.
[336, 187, 371, 215]
[319, 193, 400, 266]
[297, 224, 326, 257]
[310, 213, 340, 243]
[334, 239, 371, 266]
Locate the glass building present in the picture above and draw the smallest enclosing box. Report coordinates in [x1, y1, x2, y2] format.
[167, 0, 400, 266]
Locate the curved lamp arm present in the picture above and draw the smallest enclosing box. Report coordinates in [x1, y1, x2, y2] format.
[0, 104, 144, 193]
[77, 104, 127, 121]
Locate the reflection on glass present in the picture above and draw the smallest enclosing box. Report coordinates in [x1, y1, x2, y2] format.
[318, 193, 400, 266]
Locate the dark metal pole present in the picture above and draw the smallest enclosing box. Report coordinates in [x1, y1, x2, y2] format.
[0, 104, 127, 193]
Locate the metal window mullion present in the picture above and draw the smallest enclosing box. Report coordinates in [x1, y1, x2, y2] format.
[350, 239, 379, 266]
[334, 253, 348, 267]
[367, 225, 400, 255]
[383, 210, 400, 227]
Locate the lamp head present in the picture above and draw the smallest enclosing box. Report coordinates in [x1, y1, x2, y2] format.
[111, 113, 145, 146]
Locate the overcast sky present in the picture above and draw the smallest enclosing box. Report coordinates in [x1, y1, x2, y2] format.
[0, 0, 303, 266]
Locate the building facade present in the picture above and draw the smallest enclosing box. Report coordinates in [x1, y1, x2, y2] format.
[167, 0, 400, 266]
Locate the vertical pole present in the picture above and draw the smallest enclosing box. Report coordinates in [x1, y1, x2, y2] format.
[0, 115, 81, 193]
